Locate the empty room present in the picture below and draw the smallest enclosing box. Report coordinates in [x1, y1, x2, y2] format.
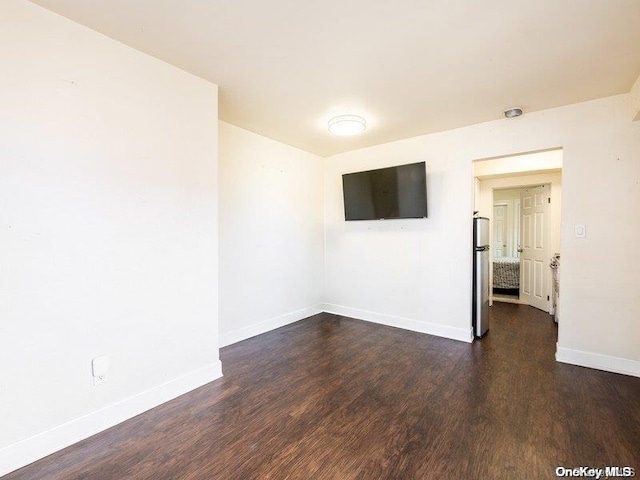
[1, 1, 639, 479]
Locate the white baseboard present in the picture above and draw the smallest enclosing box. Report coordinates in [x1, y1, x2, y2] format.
[492, 295, 522, 305]
[219, 304, 323, 347]
[0, 361, 223, 477]
[556, 345, 640, 378]
[321, 303, 473, 343]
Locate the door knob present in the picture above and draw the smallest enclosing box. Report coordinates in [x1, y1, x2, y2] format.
[517, 247, 523, 253]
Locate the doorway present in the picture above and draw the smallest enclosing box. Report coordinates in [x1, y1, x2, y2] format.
[491, 183, 553, 311]
[492, 188, 523, 300]
[473, 150, 562, 315]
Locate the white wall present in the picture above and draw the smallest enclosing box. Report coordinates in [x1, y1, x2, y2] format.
[474, 149, 563, 177]
[218, 122, 324, 346]
[493, 188, 525, 201]
[324, 93, 640, 376]
[0, 1, 220, 474]
[324, 145, 475, 343]
[631, 74, 640, 121]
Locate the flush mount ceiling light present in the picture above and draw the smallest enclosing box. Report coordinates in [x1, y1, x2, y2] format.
[504, 107, 523, 118]
[328, 115, 366, 136]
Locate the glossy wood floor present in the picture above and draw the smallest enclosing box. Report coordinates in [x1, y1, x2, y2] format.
[7, 303, 640, 479]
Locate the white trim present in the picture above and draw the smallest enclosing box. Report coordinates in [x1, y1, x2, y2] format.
[321, 303, 473, 343]
[492, 295, 522, 305]
[219, 304, 323, 347]
[556, 345, 640, 378]
[0, 361, 223, 477]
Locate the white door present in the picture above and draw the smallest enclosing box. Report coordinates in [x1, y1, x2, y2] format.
[493, 204, 507, 258]
[519, 185, 550, 312]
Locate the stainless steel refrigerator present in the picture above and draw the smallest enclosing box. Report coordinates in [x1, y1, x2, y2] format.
[473, 217, 490, 338]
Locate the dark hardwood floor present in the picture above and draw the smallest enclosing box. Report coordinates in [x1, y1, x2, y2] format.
[6, 303, 640, 479]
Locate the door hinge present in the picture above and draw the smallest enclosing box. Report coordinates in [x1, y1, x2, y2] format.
[548, 197, 551, 204]
[547, 295, 550, 301]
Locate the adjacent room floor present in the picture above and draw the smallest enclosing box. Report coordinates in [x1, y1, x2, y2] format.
[7, 303, 640, 480]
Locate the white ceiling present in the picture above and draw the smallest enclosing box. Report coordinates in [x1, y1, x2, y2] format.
[30, 0, 640, 157]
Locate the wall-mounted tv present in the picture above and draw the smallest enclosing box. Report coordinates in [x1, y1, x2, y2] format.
[342, 162, 427, 221]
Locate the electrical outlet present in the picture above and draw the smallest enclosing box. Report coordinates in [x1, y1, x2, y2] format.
[92, 355, 109, 386]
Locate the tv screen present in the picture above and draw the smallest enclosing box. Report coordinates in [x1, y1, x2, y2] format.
[342, 162, 427, 221]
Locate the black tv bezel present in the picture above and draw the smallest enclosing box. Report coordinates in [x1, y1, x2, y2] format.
[341, 161, 428, 221]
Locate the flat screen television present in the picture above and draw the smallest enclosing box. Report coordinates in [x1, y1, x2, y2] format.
[342, 162, 427, 221]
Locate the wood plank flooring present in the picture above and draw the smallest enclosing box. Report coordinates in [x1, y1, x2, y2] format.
[5, 303, 640, 479]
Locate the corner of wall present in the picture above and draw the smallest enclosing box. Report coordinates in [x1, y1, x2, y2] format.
[0, 363, 222, 477]
[320, 303, 474, 344]
[219, 304, 323, 347]
[556, 344, 640, 378]
[630, 74, 640, 121]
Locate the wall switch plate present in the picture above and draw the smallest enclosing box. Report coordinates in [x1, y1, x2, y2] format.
[574, 224, 586, 238]
[92, 355, 109, 386]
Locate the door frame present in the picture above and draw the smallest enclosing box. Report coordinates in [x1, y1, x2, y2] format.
[489, 182, 553, 309]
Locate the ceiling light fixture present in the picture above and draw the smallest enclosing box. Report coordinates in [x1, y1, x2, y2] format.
[328, 115, 366, 136]
[504, 107, 523, 118]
